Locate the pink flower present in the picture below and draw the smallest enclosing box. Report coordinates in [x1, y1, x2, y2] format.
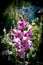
[28, 40, 32, 46]
[27, 30, 32, 36]
[24, 19, 28, 26]
[17, 47, 25, 58]
[14, 42, 22, 49]
[8, 29, 14, 38]
[17, 21, 24, 31]
[13, 37, 20, 43]
[22, 36, 28, 41]
[22, 36, 32, 50]
[9, 29, 14, 33]
[22, 36, 28, 46]
[25, 43, 30, 50]
[8, 18, 33, 58]
[23, 41, 32, 50]
[14, 30, 23, 39]
[25, 40, 32, 50]
[9, 29, 17, 35]
[24, 30, 32, 37]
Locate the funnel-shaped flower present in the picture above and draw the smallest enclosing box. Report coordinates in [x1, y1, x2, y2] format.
[14, 30, 23, 39]
[17, 21, 24, 31]
[24, 19, 29, 26]
[25, 40, 32, 50]
[17, 47, 25, 58]
[24, 30, 32, 37]
[13, 37, 20, 43]
[22, 39, 32, 50]
[14, 42, 22, 49]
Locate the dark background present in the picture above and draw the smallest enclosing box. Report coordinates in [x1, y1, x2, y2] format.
[0, 0, 43, 34]
[0, 0, 43, 14]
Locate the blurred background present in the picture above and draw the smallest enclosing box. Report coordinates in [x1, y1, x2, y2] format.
[0, 0, 43, 65]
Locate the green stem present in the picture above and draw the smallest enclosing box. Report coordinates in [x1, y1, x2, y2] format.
[23, 53, 25, 65]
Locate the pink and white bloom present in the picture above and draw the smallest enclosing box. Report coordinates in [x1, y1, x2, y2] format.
[22, 36, 28, 46]
[28, 40, 32, 46]
[28, 25, 33, 30]
[14, 30, 23, 39]
[24, 30, 32, 37]
[13, 37, 20, 43]
[8, 17, 33, 58]
[22, 36, 28, 41]
[14, 42, 22, 49]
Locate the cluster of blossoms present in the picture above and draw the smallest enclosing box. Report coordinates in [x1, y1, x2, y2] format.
[8, 16, 33, 58]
